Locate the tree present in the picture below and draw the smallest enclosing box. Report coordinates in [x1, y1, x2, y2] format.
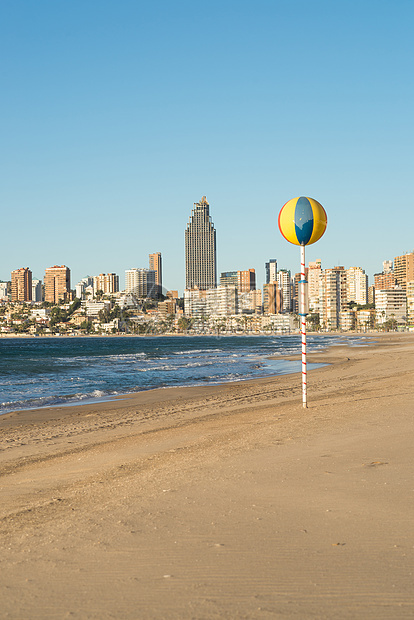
[177, 317, 192, 332]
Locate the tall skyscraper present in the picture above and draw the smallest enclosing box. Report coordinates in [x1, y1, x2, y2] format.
[185, 196, 217, 290]
[11, 267, 32, 302]
[44, 265, 71, 304]
[149, 252, 162, 294]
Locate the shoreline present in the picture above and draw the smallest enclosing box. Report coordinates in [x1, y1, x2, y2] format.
[1, 332, 413, 618]
[0, 331, 373, 416]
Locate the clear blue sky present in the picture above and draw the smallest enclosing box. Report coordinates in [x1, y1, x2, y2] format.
[1, 0, 413, 294]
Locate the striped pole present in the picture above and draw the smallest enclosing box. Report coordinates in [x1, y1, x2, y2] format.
[300, 244, 307, 408]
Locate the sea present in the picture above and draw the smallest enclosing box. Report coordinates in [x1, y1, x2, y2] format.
[0, 334, 369, 415]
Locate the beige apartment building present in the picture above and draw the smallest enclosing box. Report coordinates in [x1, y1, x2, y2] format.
[394, 252, 414, 291]
[93, 273, 119, 295]
[374, 272, 397, 290]
[11, 267, 32, 302]
[263, 282, 281, 314]
[238, 269, 256, 293]
[44, 265, 71, 304]
[149, 253, 162, 294]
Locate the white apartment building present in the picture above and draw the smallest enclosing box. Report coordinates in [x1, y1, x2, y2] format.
[206, 286, 237, 316]
[319, 267, 347, 330]
[32, 279, 42, 302]
[375, 288, 407, 326]
[81, 300, 112, 317]
[262, 314, 295, 332]
[265, 259, 277, 284]
[308, 260, 321, 312]
[277, 270, 292, 313]
[238, 289, 262, 314]
[76, 277, 94, 300]
[184, 289, 207, 317]
[0, 282, 8, 300]
[125, 268, 157, 299]
[346, 267, 368, 305]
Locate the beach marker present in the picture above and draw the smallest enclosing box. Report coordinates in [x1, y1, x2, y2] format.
[278, 197, 327, 408]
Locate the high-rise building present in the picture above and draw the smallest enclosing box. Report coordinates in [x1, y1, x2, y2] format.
[308, 260, 322, 312]
[345, 267, 368, 305]
[93, 273, 119, 296]
[374, 271, 397, 290]
[149, 253, 162, 294]
[206, 286, 237, 316]
[238, 269, 256, 293]
[319, 267, 347, 330]
[11, 267, 32, 302]
[220, 271, 238, 287]
[394, 252, 414, 292]
[277, 270, 292, 313]
[375, 288, 407, 326]
[32, 279, 43, 302]
[44, 265, 71, 304]
[185, 196, 217, 290]
[125, 268, 157, 298]
[265, 259, 277, 284]
[263, 282, 281, 314]
[0, 282, 8, 300]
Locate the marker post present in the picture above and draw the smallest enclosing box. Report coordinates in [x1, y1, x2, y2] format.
[278, 196, 327, 408]
[299, 244, 308, 408]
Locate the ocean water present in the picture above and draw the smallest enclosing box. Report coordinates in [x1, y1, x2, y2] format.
[0, 334, 368, 414]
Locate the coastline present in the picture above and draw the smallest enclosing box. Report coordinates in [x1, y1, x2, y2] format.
[1, 332, 413, 618]
[0, 331, 371, 416]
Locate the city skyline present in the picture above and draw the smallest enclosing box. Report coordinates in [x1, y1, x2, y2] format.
[1, 2, 413, 291]
[3, 241, 413, 297]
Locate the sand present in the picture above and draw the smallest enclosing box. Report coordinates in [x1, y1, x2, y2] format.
[0, 333, 413, 619]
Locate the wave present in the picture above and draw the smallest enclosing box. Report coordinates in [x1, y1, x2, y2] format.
[0, 388, 120, 415]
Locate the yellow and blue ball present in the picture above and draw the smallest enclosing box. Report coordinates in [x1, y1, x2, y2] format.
[278, 196, 327, 246]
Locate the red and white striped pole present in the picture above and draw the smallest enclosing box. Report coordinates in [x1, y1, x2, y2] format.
[300, 244, 307, 408]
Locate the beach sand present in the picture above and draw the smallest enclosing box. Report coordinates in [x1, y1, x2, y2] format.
[0, 333, 413, 619]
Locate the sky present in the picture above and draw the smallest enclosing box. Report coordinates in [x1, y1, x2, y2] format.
[1, 0, 413, 294]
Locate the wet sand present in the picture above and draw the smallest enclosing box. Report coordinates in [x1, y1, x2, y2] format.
[0, 333, 413, 619]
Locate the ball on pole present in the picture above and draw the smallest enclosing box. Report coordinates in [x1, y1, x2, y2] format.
[278, 196, 327, 246]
